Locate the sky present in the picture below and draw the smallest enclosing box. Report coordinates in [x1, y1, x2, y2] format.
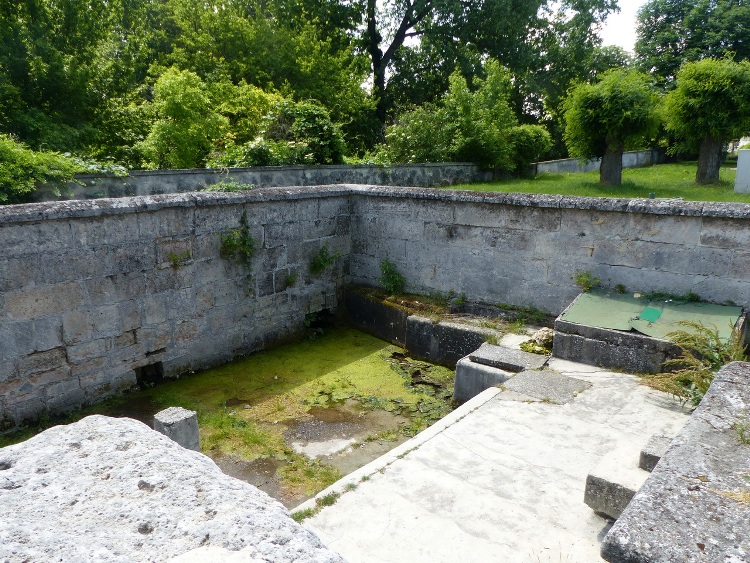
[599, 0, 648, 53]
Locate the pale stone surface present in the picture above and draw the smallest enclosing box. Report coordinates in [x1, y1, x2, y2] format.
[584, 441, 650, 519]
[0, 415, 344, 563]
[503, 369, 592, 404]
[304, 358, 690, 562]
[601, 362, 750, 562]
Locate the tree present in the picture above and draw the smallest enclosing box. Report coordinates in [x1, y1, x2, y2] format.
[663, 58, 750, 183]
[138, 68, 227, 169]
[508, 125, 552, 176]
[382, 60, 517, 170]
[564, 69, 659, 184]
[636, 0, 750, 86]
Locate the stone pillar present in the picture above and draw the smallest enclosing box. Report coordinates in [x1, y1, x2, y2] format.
[153, 407, 200, 451]
[735, 149, 750, 193]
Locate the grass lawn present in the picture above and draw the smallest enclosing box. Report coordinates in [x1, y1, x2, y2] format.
[451, 161, 750, 204]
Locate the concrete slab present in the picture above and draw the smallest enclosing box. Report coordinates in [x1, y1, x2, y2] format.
[302, 360, 690, 562]
[453, 357, 513, 403]
[469, 342, 548, 372]
[638, 434, 672, 472]
[503, 369, 592, 404]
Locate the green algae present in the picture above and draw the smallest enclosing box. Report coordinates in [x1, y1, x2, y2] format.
[0, 326, 455, 500]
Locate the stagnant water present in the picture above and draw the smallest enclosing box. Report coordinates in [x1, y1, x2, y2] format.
[93, 325, 455, 508]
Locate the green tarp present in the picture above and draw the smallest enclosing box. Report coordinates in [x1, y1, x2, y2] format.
[559, 289, 743, 341]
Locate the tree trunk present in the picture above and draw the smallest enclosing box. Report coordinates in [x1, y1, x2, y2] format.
[599, 143, 623, 185]
[696, 135, 723, 183]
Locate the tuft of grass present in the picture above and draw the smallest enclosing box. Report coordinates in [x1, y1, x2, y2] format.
[450, 162, 750, 203]
[733, 418, 750, 445]
[309, 243, 340, 275]
[642, 321, 747, 406]
[572, 270, 600, 292]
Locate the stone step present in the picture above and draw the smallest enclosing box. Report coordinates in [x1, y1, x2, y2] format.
[468, 343, 548, 372]
[584, 442, 650, 520]
[453, 357, 513, 403]
[638, 434, 673, 472]
[503, 369, 591, 405]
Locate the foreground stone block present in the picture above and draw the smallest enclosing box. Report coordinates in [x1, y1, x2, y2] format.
[453, 357, 513, 403]
[154, 406, 200, 451]
[0, 416, 344, 563]
[584, 442, 650, 520]
[601, 362, 750, 562]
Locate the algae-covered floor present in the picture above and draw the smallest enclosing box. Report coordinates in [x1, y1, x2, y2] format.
[3, 326, 455, 508]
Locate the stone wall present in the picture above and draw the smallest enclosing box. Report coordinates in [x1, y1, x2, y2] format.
[0, 188, 352, 428]
[2, 185, 750, 428]
[348, 187, 750, 313]
[33, 163, 492, 202]
[534, 149, 665, 175]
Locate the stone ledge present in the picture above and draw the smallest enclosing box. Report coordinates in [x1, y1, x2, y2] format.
[4, 184, 750, 225]
[601, 361, 750, 562]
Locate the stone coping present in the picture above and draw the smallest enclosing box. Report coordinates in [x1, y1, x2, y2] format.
[2, 184, 750, 224]
[601, 361, 750, 562]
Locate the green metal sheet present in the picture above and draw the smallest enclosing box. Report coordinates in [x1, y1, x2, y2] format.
[560, 289, 743, 341]
[559, 289, 646, 330]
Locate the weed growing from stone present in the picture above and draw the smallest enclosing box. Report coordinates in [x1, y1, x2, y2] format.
[220, 211, 256, 266]
[379, 259, 406, 294]
[202, 179, 254, 192]
[572, 270, 600, 292]
[167, 250, 191, 269]
[309, 243, 340, 274]
[733, 418, 750, 445]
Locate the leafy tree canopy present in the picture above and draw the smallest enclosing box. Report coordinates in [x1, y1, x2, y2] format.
[663, 57, 750, 183]
[636, 0, 750, 86]
[564, 69, 659, 184]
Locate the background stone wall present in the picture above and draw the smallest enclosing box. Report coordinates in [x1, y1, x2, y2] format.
[33, 163, 493, 202]
[0, 188, 352, 428]
[348, 188, 750, 313]
[2, 185, 749, 428]
[32, 151, 662, 203]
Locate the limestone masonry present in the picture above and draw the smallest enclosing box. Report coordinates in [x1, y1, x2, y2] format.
[1, 185, 749, 428]
[0, 415, 344, 562]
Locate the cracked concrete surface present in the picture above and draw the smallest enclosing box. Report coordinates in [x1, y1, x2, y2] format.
[301, 357, 690, 562]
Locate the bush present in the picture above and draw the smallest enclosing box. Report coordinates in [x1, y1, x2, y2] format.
[0, 134, 87, 204]
[380, 259, 406, 294]
[381, 59, 517, 171]
[508, 125, 552, 174]
[265, 100, 346, 165]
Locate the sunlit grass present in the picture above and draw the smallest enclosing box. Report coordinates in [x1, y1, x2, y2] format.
[451, 162, 750, 203]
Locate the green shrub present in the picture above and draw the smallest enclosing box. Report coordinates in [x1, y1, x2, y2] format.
[381, 59, 517, 171]
[508, 124, 553, 174]
[380, 259, 406, 294]
[0, 134, 88, 204]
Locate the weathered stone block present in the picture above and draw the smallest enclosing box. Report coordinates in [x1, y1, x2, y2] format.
[638, 434, 672, 472]
[62, 310, 93, 344]
[4, 282, 85, 320]
[153, 407, 200, 451]
[406, 316, 490, 368]
[469, 343, 548, 372]
[18, 348, 68, 377]
[503, 369, 590, 404]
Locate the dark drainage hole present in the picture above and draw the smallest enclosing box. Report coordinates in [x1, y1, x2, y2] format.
[135, 362, 165, 389]
[0, 461, 11, 470]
